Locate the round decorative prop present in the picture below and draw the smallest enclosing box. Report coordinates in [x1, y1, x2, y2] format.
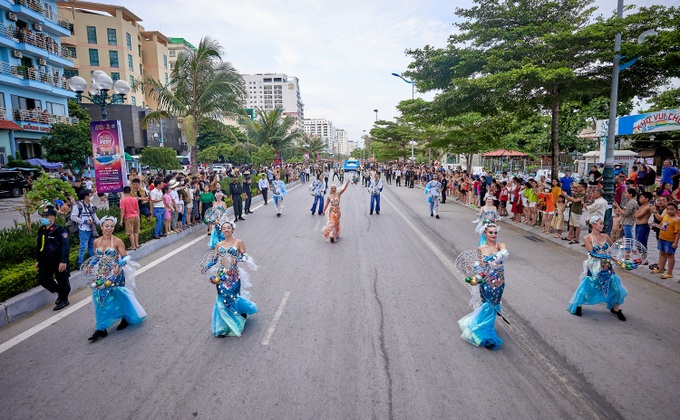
[81, 256, 120, 289]
[610, 238, 647, 270]
[455, 250, 482, 277]
[203, 207, 224, 224]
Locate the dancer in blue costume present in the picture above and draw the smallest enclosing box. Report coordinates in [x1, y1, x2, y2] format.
[474, 195, 500, 246]
[84, 216, 146, 342]
[208, 191, 228, 248]
[201, 217, 258, 337]
[568, 215, 628, 321]
[271, 173, 287, 217]
[459, 223, 508, 350]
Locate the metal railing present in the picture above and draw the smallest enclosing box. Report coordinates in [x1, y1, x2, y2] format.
[13, 27, 74, 60]
[13, 108, 77, 125]
[42, 7, 72, 31]
[17, 0, 43, 14]
[0, 60, 70, 89]
[0, 23, 19, 41]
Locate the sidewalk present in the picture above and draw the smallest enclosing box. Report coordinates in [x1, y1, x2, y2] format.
[445, 195, 680, 294]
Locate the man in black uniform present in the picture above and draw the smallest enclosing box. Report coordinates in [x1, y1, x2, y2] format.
[35, 205, 71, 310]
[243, 171, 253, 214]
[229, 170, 245, 221]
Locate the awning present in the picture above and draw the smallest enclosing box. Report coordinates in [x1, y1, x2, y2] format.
[637, 147, 674, 158]
[26, 158, 63, 169]
[125, 152, 135, 161]
[480, 149, 528, 158]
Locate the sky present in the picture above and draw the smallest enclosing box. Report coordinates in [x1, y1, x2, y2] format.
[82, 0, 675, 144]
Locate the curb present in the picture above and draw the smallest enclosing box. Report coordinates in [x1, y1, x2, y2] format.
[0, 180, 299, 327]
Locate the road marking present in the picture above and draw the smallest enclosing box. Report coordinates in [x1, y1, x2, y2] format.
[261, 290, 290, 346]
[0, 181, 304, 355]
[382, 195, 461, 280]
[0, 234, 206, 355]
[314, 219, 321, 231]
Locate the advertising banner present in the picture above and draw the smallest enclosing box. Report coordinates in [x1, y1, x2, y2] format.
[618, 108, 680, 135]
[91, 120, 125, 194]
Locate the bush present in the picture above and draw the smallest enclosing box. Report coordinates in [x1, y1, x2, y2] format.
[0, 261, 38, 302]
[0, 222, 41, 270]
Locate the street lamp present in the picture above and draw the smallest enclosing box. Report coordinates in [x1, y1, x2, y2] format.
[391, 72, 415, 100]
[374, 109, 378, 122]
[409, 139, 416, 163]
[67, 70, 130, 120]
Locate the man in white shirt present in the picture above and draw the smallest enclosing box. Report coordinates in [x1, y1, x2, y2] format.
[150, 179, 166, 239]
[368, 173, 383, 215]
[582, 188, 608, 232]
[258, 173, 270, 205]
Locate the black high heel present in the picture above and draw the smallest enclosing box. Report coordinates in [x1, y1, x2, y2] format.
[611, 309, 626, 321]
[88, 329, 108, 342]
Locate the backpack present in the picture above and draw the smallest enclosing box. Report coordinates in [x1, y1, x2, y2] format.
[64, 203, 79, 234]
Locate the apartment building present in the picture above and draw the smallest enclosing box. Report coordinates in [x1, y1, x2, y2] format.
[303, 118, 333, 152]
[242, 73, 304, 129]
[0, 0, 76, 162]
[56, 1, 170, 110]
[167, 37, 195, 72]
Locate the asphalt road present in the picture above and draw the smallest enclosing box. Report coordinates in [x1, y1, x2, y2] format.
[1, 180, 678, 419]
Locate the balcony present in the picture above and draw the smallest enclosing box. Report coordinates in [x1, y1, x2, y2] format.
[16, 0, 43, 14]
[10, 27, 74, 62]
[13, 108, 77, 125]
[42, 7, 72, 33]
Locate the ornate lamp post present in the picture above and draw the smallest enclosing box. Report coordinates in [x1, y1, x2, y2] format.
[67, 70, 130, 120]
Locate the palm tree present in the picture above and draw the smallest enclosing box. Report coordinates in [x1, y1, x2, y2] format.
[139, 36, 246, 173]
[298, 133, 327, 160]
[242, 108, 303, 158]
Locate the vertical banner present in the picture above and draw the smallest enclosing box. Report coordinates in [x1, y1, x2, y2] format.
[91, 120, 125, 194]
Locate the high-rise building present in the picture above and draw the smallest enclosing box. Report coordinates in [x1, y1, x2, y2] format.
[335, 128, 348, 156]
[242, 73, 303, 129]
[0, 0, 76, 161]
[303, 118, 333, 152]
[167, 37, 195, 72]
[56, 1, 170, 111]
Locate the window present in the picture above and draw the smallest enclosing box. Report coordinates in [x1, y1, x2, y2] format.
[165, 73, 168, 85]
[109, 50, 119, 68]
[89, 49, 99, 66]
[64, 69, 78, 78]
[129, 75, 134, 86]
[126, 32, 132, 50]
[169, 50, 175, 57]
[138, 44, 142, 57]
[111, 72, 120, 81]
[86, 26, 97, 44]
[64, 46, 76, 58]
[139, 63, 142, 75]
[131, 96, 136, 106]
[127, 54, 133, 71]
[163, 55, 168, 69]
[107, 28, 117, 46]
[46, 102, 65, 116]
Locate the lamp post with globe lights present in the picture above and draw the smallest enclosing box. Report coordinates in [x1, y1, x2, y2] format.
[67, 70, 131, 120]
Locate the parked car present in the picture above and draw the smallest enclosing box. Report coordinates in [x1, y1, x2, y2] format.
[211, 165, 227, 174]
[0, 170, 31, 197]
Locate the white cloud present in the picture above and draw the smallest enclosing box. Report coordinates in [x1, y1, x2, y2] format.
[90, 0, 677, 142]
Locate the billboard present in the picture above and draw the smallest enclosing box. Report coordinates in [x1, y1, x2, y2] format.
[91, 120, 125, 194]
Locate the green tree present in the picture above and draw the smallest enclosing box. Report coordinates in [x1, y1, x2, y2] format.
[19, 174, 75, 232]
[242, 108, 303, 154]
[41, 100, 92, 171]
[140, 147, 181, 171]
[252, 144, 275, 167]
[298, 134, 327, 158]
[643, 87, 680, 112]
[139, 36, 246, 173]
[196, 118, 242, 150]
[406, 0, 680, 179]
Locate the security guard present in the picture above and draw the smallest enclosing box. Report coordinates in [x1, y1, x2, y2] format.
[35, 205, 71, 310]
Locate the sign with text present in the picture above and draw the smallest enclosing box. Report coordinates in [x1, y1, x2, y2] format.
[618, 108, 680, 135]
[91, 120, 125, 194]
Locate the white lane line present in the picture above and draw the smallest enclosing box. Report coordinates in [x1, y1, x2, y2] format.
[0, 234, 206, 355]
[381, 195, 461, 280]
[314, 219, 321, 231]
[261, 290, 290, 346]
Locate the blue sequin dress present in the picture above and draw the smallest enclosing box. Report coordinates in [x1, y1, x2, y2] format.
[568, 243, 627, 313]
[459, 250, 507, 350]
[91, 249, 147, 330]
[211, 246, 258, 337]
[208, 203, 228, 249]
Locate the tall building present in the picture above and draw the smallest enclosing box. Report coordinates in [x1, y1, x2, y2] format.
[335, 128, 348, 156]
[167, 37, 195, 72]
[303, 118, 333, 152]
[56, 1, 170, 110]
[242, 73, 304, 129]
[0, 0, 76, 162]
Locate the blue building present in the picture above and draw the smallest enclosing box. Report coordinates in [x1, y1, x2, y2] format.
[0, 0, 74, 165]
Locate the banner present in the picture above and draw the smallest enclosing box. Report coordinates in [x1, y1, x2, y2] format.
[618, 108, 680, 135]
[91, 120, 125, 194]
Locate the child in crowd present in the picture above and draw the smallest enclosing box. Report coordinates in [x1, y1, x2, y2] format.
[551, 195, 567, 238]
[651, 201, 680, 281]
[499, 181, 509, 216]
